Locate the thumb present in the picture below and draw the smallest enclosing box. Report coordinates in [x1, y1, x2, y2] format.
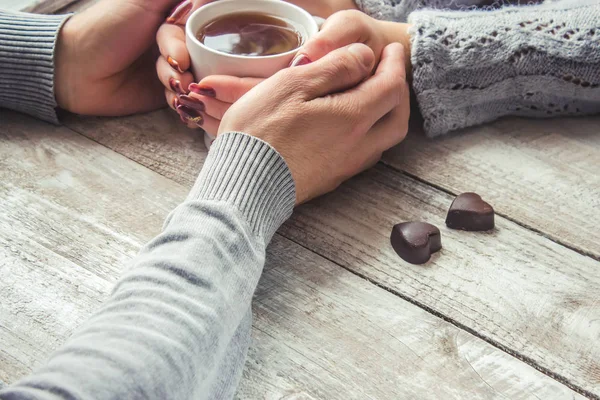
[295, 43, 375, 99]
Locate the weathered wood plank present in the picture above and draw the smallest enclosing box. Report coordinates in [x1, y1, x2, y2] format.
[281, 164, 600, 397]
[241, 235, 584, 400]
[52, 0, 96, 14]
[62, 111, 205, 186]
[0, 110, 583, 398]
[383, 117, 600, 259]
[61, 112, 600, 397]
[22, 0, 79, 14]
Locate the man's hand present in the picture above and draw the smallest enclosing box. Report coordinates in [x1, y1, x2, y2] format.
[219, 43, 410, 204]
[54, 0, 182, 116]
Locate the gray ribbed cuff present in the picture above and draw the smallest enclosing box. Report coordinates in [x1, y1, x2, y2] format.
[0, 10, 70, 124]
[187, 132, 296, 241]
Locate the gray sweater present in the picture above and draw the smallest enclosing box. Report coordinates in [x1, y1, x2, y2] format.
[1, 1, 599, 399]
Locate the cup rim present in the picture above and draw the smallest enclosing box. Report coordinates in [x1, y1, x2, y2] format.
[185, 0, 316, 60]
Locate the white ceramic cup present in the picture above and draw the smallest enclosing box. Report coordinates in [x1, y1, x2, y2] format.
[185, 0, 319, 80]
[185, 0, 320, 149]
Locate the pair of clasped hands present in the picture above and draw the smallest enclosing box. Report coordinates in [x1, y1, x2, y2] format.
[54, 0, 411, 204]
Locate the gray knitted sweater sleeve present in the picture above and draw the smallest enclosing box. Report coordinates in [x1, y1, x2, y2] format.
[0, 132, 296, 400]
[0, 10, 69, 124]
[356, 0, 600, 136]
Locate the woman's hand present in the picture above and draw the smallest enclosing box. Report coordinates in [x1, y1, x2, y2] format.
[155, 0, 358, 132]
[218, 43, 410, 204]
[54, 0, 185, 116]
[292, 10, 412, 73]
[171, 10, 412, 136]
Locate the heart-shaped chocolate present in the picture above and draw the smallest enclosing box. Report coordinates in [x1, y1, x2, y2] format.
[446, 192, 494, 231]
[390, 222, 442, 265]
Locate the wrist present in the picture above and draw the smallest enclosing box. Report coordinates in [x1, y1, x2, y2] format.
[54, 16, 78, 112]
[379, 21, 412, 76]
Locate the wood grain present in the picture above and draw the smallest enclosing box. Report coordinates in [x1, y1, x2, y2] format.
[22, 0, 79, 14]
[383, 116, 600, 260]
[61, 112, 600, 398]
[0, 0, 34, 11]
[282, 164, 600, 397]
[0, 110, 583, 398]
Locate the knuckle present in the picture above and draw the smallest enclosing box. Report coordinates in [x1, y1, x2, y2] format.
[333, 9, 363, 25]
[333, 59, 359, 84]
[273, 69, 303, 96]
[334, 96, 362, 122]
[380, 76, 405, 108]
[310, 36, 335, 55]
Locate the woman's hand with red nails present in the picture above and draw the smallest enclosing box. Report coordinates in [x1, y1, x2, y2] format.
[156, 0, 217, 129]
[183, 76, 263, 136]
[219, 43, 410, 204]
[54, 0, 196, 116]
[156, 0, 358, 129]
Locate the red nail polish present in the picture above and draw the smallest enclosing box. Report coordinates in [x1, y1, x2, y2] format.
[177, 104, 204, 127]
[189, 83, 216, 98]
[178, 94, 205, 112]
[289, 54, 311, 67]
[169, 77, 187, 95]
[166, 0, 192, 24]
[167, 56, 185, 73]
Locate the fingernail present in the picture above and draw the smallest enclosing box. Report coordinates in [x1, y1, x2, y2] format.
[166, 0, 192, 24]
[189, 83, 216, 98]
[167, 56, 185, 73]
[347, 43, 372, 67]
[289, 53, 311, 67]
[177, 104, 204, 127]
[172, 96, 180, 109]
[169, 77, 187, 95]
[178, 94, 205, 112]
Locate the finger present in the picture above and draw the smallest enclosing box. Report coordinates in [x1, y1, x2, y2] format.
[191, 75, 263, 103]
[165, 0, 216, 25]
[290, 10, 370, 65]
[177, 103, 205, 129]
[184, 94, 231, 120]
[157, 23, 190, 73]
[295, 43, 375, 99]
[329, 42, 407, 128]
[167, 90, 202, 130]
[165, 89, 178, 110]
[156, 56, 195, 95]
[200, 113, 221, 137]
[166, 90, 198, 129]
[367, 103, 410, 153]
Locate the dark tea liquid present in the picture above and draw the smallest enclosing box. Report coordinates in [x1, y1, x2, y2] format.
[197, 12, 303, 56]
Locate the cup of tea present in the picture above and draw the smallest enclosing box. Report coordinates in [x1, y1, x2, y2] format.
[185, 0, 320, 80]
[185, 0, 320, 148]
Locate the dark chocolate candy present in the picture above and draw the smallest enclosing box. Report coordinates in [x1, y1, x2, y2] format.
[390, 222, 442, 265]
[446, 192, 494, 231]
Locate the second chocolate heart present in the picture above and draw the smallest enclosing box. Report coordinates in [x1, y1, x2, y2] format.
[446, 192, 494, 231]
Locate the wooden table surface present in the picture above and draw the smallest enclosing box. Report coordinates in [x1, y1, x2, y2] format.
[1, 2, 600, 399]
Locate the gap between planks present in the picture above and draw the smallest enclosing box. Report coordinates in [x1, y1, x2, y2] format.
[380, 162, 600, 263]
[1, 112, 583, 399]
[57, 116, 599, 399]
[279, 232, 598, 400]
